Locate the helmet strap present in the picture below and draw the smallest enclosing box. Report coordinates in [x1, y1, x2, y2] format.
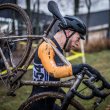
[62, 29, 75, 50]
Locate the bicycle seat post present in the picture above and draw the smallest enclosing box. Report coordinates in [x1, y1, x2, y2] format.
[44, 18, 57, 37]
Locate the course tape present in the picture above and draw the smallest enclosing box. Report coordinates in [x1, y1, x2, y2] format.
[0, 65, 33, 75]
[20, 42, 84, 61]
[0, 43, 84, 75]
[19, 42, 37, 47]
[66, 50, 84, 61]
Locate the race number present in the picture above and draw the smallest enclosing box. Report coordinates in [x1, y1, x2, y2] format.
[33, 63, 49, 81]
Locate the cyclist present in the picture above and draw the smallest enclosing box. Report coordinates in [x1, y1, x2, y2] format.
[29, 16, 108, 110]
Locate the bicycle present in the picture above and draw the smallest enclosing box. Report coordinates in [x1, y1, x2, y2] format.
[0, 1, 110, 110]
[0, 3, 32, 71]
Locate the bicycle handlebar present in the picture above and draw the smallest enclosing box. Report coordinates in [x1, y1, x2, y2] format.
[82, 68, 110, 98]
[69, 68, 110, 100]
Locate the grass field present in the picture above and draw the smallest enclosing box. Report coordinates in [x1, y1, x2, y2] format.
[0, 49, 110, 110]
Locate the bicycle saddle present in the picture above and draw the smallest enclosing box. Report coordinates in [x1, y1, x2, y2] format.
[48, 1, 67, 27]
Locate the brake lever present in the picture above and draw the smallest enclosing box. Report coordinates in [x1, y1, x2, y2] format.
[83, 67, 97, 80]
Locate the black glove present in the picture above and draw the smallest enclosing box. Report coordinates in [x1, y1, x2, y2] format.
[72, 64, 101, 78]
[72, 64, 83, 75]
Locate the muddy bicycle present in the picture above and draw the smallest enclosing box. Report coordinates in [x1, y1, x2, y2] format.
[0, 1, 110, 110]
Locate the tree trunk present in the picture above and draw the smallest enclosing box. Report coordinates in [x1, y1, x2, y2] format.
[85, 0, 91, 44]
[26, 0, 31, 17]
[74, 0, 79, 15]
[107, 0, 110, 39]
[36, 0, 40, 34]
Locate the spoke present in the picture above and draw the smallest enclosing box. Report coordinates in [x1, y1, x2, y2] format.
[0, 74, 8, 90]
[4, 28, 27, 36]
[0, 47, 12, 75]
[0, 35, 43, 39]
[6, 40, 16, 68]
[12, 38, 28, 42]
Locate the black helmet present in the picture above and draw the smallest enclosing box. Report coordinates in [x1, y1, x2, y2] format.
[59, 16, 86, 39]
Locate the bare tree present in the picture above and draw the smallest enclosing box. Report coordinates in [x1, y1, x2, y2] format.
[107, 0, 110, 39]
[85, 0, 91, 43]
[74, 0, 80, 15]
[26, 0, 31, 17]
[32, 0, 40, 34]
[36, 0, 40, 34]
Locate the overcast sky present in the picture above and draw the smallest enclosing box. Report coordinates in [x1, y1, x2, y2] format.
[17, 0, 109, 16]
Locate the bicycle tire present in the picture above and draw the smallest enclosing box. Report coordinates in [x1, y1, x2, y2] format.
[18, 92, 86, 110]
[0, 3, 32, 71]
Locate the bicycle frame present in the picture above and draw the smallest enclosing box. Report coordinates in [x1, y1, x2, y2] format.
[0, 16, 73, 96]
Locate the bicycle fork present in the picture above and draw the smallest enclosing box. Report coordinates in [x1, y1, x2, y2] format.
[60, 73, 84, 110]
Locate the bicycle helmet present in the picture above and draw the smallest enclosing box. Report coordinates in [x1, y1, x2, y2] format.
[59, 15, 87, 40]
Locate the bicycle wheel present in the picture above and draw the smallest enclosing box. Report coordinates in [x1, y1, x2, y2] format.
[18, 92, 86, 110]
[0, 3, 32, 75]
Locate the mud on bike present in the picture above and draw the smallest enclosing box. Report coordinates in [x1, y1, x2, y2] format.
[0, 1, 110, 110]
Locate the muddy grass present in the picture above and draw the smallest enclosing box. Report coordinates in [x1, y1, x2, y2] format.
[0, 49, 110, 110]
